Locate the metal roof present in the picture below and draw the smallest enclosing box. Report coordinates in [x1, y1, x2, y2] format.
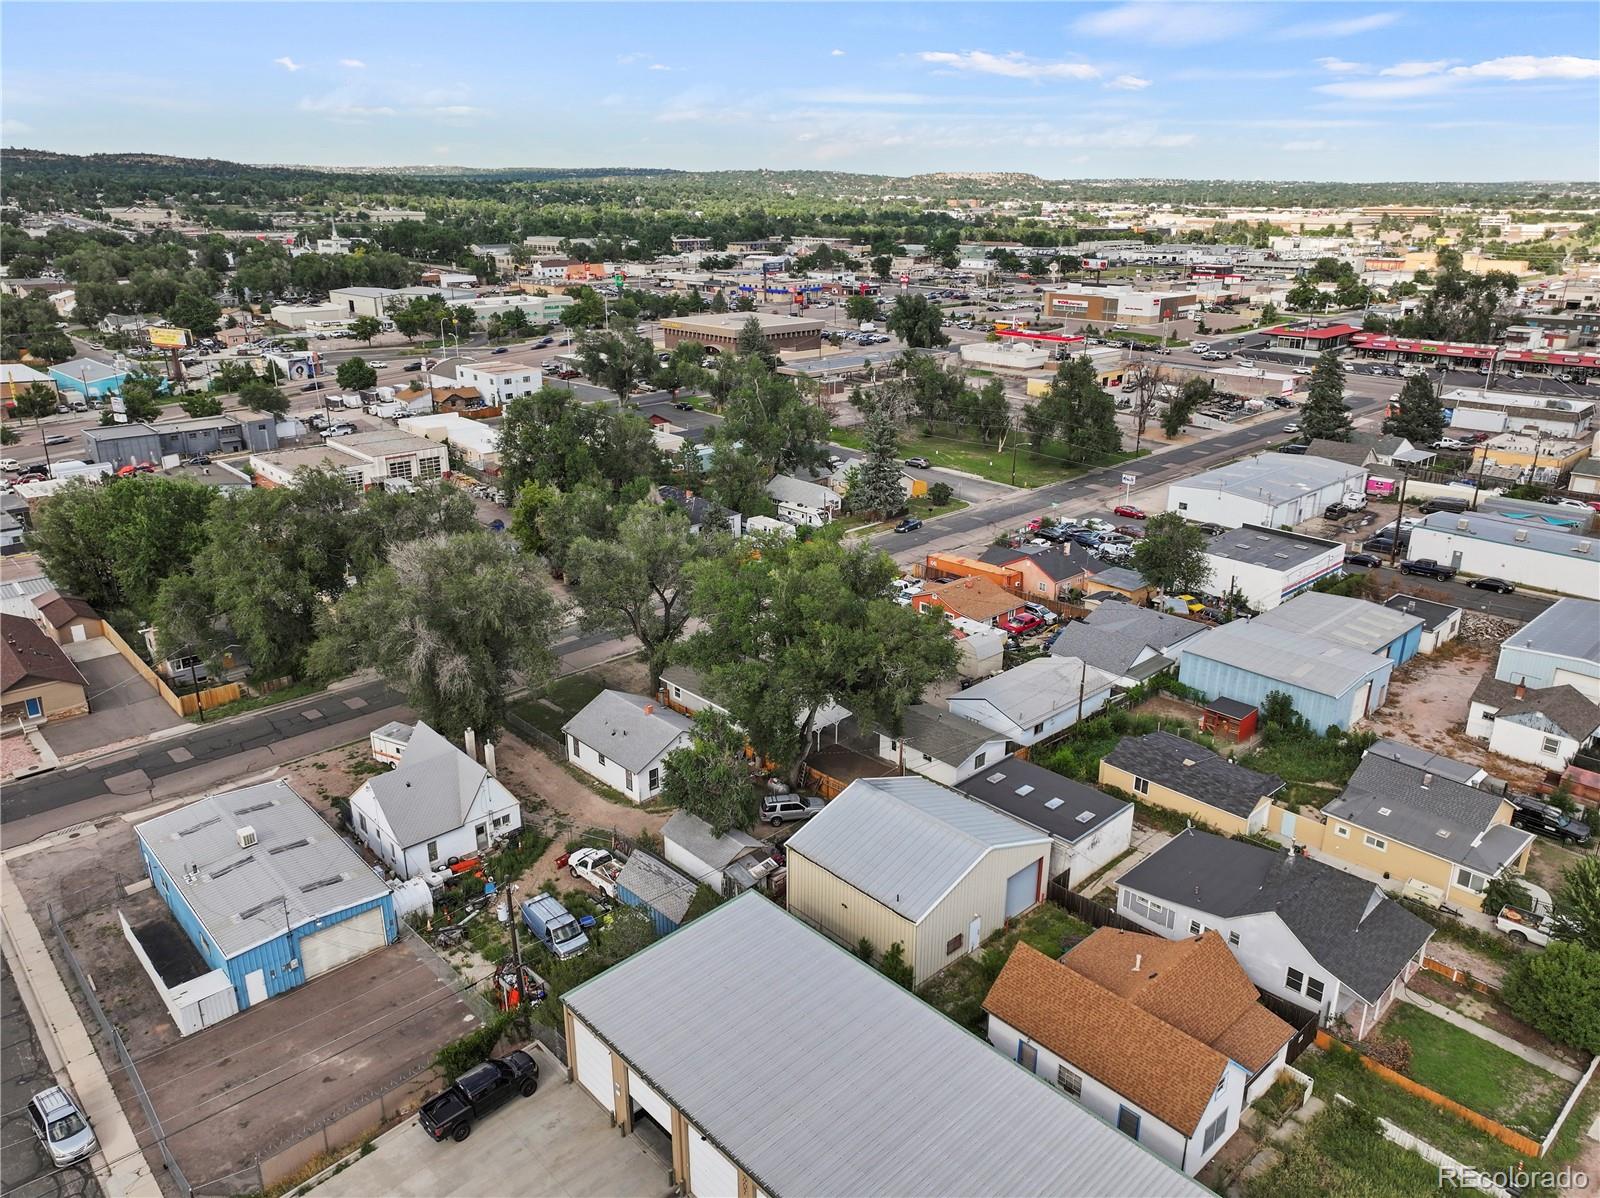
[958, 757, 1131, 844]
[1048, 604, 1204, 677]
[1380, 594, 1460, 633]
[1505, 597, 1600, 667]
[563, 893, 1205, 1198]
[1204, 524, 1342, 569]
[1251, 592, 1423, 656]
[615, 850, 698, 923]
[135, 779, 389, 960]
[1168, 453, 1366, 507]
[784, 776, 1047, 922]
[1415, 511, 1599, 560]
[562, 690, 692, 773]
[1177, 621, 1392, 698]
[1363, 740, 1483, 785]
[360, 721, 493, 848]
[953, 656, 1118, 728]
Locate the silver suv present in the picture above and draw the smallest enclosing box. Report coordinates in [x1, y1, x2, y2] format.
[27, 1086, 96, 1167]
[761, 795, 826, 825]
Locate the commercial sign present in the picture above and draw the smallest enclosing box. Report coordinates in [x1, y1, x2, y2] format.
[1082, 258, 1110, 271]
[1121, 472, 1137, 486]
[149, 326, 190, 349]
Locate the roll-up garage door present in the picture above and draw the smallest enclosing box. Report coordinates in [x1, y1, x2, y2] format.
[573, 1018, 614, 1109]
[1348, 681, 1372, 728]
[629, 1068, 672, 1129]
[688, 1129, 739, 1198]
[301, 907, 387, 979]
[1004, 861, 1039, 919]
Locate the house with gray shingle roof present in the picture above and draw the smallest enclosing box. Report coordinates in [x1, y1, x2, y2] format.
[1100, 731, 1283, 838]
[564, 690, 693, 803]
[347, 721, 522, 879]
[1468, 674, 1600, 772]
[1048, 604, 1205, 686]
[873, 703, 1010, 786]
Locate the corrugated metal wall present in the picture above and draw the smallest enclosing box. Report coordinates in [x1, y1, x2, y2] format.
[785, 850, 917, 970]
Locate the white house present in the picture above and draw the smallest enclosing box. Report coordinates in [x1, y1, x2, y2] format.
[1468, 676, 1600, 770]
[659, 663, 850, 743]
[947, 655, 1117, 747]
[564, 690, 692, 803]
[875, 703, 1010, 786]
[1115, 829, 1434, 1039]
[984, 929, 1295, 1176]
[1200, 525, 1346, 612]
[455, 360, 544, 405]
[347, 722, 521, 879]
[958, 756, 1134, 889]
[661, 810, 776, 896]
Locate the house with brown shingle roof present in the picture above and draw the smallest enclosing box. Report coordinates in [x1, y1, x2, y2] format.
[1, 612, 88, 725]
[911, 575, 1025, 626]
[983, 929, 1294, 1177]
[30, 591, 103, 645]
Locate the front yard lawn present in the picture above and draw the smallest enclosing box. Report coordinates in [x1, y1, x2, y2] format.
[918, 903, 1091, 1030]
[1381, 1003, 1568, 1135]
[1247, 1102, 1465, 1198]
[834, 493, 969, 534]
[829, 425, 1143, 490]
[509, 673, 607, 741]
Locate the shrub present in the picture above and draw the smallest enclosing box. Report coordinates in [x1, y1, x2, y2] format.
[879, 942, 914, 989]
[1502, 941, 1600, 1053]
[855, 937, 875, 961]
[1363, 1034, 1413, 1075]
[434, 1010, 514, 1079]
[928, 481, 953, 505]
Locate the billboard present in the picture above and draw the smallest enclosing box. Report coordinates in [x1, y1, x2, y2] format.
[149, 326, 191, 349]
[1082, 258, 1110, 272]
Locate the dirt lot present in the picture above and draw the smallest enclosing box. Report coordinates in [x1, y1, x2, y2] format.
[1361, 643, 1548, 790]
[6, 813, 474, 1193]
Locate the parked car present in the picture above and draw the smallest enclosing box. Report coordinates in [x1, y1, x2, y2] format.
[370, 360, 391, 368]
[0, 458, 20, 472]
[1399, 558, 1455, 580]
[325, 423, 357, 437]
[1194, 522, 1225, 536]
[673, 401, 694, 411]
[893, 516, 922, 533]
[1495, 904, 1556, 947]
[1343, 551, 1382, 568]
[1112, 504, 1146, 519]
[419, 1052, 539, 1143]
[904, 456, 931, 469]
[302, 382, 322, 392]
[1508, 796, 1593, 845]
[997, 612, 1043, 635]
[566, 847, 622, 898]
[1114, 524, 1145, 539]
[1020, 601, 1058, 626]
[520, 893, 589, 959]
[1465, 577, 1515, 593]
[25, 1086, 96, 1168]
[762, 794, 827, 825]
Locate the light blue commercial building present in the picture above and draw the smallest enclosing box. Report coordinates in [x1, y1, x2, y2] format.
[49, 357, 129, 398]
[135, 779, 396, 1011]
[1250, 592, 1425, 667]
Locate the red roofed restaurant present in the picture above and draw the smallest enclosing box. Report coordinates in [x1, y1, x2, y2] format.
[1263, 323, 1360, 350]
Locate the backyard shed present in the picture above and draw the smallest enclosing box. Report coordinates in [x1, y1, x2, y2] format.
[615, 850, 699, 936]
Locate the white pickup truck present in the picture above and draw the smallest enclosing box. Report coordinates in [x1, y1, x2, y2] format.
[1496, 904, 1558, 947]
[566, 848, 623, 899]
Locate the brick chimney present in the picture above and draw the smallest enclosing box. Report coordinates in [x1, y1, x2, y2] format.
[1515, 678, 1527, 700]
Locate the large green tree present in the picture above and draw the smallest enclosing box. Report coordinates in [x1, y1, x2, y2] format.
[11, 383, 60, 421]
[179, 392, 224, 418]
[1131, 512, 1212, 596]
[885, 293, 949, 348]
[1020, 355, 1122, 456]
[683, 531, 960, 782]
[164, 289, 221, 337]
[659, 710, 760, 836]
[336, 356, 378, 392]
[310, 531, 563, 742]
[1502, 941, 1600, 1054]
[350, 315, 383, 345]
[1382, 373, 1445, 447]
[114, 369, 166, 423]
[843, 407, 905, 517]
[1299, 349, 1354, 442]
[237, 377, 289, 418]
[0, 294, 73, 362]
[1555, 855, 1600, 952]
[1162, 377, 1211, 439]
[568, 503, 724, 689]
[576, 327, 658, 405]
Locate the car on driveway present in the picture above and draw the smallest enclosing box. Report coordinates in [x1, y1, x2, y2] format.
[1343, 551, 1382, 568]
[893, 516, 922, 533]
[1399, 558, 1455, 580]
[1112, 504, 1146, 519]
[1508, 796, 1592, 845]
[1020, 602, 1058, 626]
[904, 456, 931, 469]
[761, 794, 826, 825]
[997, 612, 1043, 636]
[1466, 576, 1515, 593]
[420, 1052, 539, 1144]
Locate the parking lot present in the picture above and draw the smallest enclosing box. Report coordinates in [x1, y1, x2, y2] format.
[309, 1045, 670, 1198]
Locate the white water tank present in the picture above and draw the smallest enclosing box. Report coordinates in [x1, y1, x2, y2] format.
[388, 877, 434, 921]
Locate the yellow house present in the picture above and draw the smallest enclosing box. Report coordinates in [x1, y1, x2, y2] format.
[1317, 752, 1533, 911]
[1099, 730, 1283, 838]
[1, 613, 89, 724]
[1471, 435, 1589, 487]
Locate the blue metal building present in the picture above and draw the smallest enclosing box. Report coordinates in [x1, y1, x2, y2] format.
[135, 779, 396, 1011]
[615, 849, 698, 937]
[49, 358, 131, 399]
[1250, 592, 1425, 668]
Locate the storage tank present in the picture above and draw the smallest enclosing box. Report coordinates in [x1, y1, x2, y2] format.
[388, 877, 434, 921]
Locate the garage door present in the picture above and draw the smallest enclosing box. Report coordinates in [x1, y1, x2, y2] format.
[629, 1068, 672, 1130]
[300, 907, 387, 979]
[1004, 860, 1039, 919]
[688, 1128, 739, 1198]
[572, 1017, 614, 1109]
[1347, 681, 1372, 728]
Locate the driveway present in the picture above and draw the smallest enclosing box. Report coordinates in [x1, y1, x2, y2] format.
[39, 643, 183, 760]
[310, 1045, 669, 1198]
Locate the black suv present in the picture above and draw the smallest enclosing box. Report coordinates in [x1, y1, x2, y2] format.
[1509, 797, 1593, 846]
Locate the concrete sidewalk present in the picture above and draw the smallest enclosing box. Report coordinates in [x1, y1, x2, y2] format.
[0, 856, 162, 1198]
[1401, 990, 1582, 1082]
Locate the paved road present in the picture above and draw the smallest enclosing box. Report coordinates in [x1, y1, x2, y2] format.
[0, 956, 102, 1198]
[1348, 564, 1554, 622]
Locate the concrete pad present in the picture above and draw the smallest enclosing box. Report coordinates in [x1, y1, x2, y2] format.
[312, 1050, 667, 1198]
[63, 638, 121, 662]
[101, 769, 151, 795]
[301, 708, 324, 720]
[342, 697, 368, 710]
[1236, 1148, 1281, 1185]
[167, 746, 192, 763]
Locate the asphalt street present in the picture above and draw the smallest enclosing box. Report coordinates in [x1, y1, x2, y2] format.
[1349, 564, 1554, 622]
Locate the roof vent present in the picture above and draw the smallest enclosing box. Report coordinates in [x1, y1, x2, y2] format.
[1514, 529, 1528, 542]
[1577, 541, 1592, 555]
[236, 826, 257, 850]
[1378, 806, 1392, 816]
[177, 816, 221, 838]
[1076, 810, 1097, 824]
[1422, 772, 1433, 788]
[1181, 758, 1196, 768]
[1131, 953, 1143, 972]
[1456, 518, 1470, 531]
[1436, 829, 1451, 838]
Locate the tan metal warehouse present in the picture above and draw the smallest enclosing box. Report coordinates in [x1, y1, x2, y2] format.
[782, 775, 1050, 985]
[561, 893, 1207, 1198]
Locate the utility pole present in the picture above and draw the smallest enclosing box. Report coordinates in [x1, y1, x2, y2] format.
[1388, 465, 1411, 569]
[506, 882, 525, 1029]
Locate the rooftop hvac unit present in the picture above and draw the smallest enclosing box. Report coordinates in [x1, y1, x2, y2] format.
[1514, 529, 1528, 542]
[1456, 518, 1470, 531]
[1578, 540, 1593, 555]
[237, 825, 257, 849]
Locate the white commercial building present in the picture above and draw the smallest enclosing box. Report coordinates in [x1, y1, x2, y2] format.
[249, 430, 447, 489]
[268, 302, 347, 329]
[1166, 453, 1367, 529]
[455, 360, 544, 404]
[397, 413, 501, 470]
[1202, 525, 1346, 612]
[1406, 511, 1599, 599]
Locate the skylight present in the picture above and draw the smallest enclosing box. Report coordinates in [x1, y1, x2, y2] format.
[1044, 797, 1064, 810]
[1016, 784, 1034, 796]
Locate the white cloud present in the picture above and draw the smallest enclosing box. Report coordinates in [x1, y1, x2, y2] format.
[918, 50, 1099, 81]
[804, 89, 942, 106]
[1072, 4, 1256, 47]
[1450, 55, 1599, 81]
[648, 63, 671, 72]
[1317, 75, 1453, 100]
[1316, 57, 1370, 74]
[1107, 74, 1151, 90]
[273, 56, 303, 72]
[1380, 60, 1448, 77]
[1281, 139, 1329, 152]
[1, 118, 31, 136]
[616, 52, 647, 65]
[339, 58, 366, 69]
[1277, 12, 1398, 40]
[830, 48, 846, 57]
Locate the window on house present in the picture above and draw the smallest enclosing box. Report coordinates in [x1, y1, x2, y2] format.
[1176, 502, 1189, 512]
[1117, 1106, 1141, 1139]
[597, 753, 607, 768]
[973, 752, 986, 770]
[1058, 1066, 1082, 1096]
[624, 770, 634, 790]
[1229, 931, 1240, 947]
[1017, 1041, 1038, 1073]
[1286, 967, 1304, 993]
[1132, 776, 1150, 795]
[23, 697, 43, 718]
[1364, 834, 1387, 851]
[648, 767, 660, 792]
[427, 840, 439, 863]
[1190, 920, 1203, 935]
[569, 736, 580, 758]
[1033, 722, 1044, 735]
[1202, 1109, 1228, 1152]
[1541, 736, 1561, 755]
[1305, 977, 1325, 1003]
[357, 812, 367, 832]
[887, 739, 899, 752]
[1455, 867, 1487, 894]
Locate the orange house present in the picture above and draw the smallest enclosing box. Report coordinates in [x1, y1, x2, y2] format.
[912, 576, 1025, 626]
[923, 553, 1023, 590]
[979, 544, 1099, 601]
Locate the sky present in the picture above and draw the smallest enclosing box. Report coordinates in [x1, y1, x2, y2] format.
[3, 1, 1597, 181]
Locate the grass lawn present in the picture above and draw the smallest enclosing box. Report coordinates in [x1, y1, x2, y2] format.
[918, 903, 1091, 1030]
[1247, 1103, 1465, 1198]
[1239, 727, 1366, 800]
[829, 426, 1143, 490]
[835, 494, 970, 534]
[185, 680, 320, 723]
[509, 673, 608, 741]
[1381, 1004, 1568, 1135]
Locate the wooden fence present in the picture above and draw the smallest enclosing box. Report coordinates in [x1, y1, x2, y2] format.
[1257, 990, 1321, 1064]
[98, 622, 242, 718]
[1047, 885, 1157, 935]
[1419, 954, 1497, 997]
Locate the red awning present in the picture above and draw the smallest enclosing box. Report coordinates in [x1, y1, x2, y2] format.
[1498, 349, 1600, 367]
[1348, 333, 1497, 358]
[996, 329, 1086, 344]
[1265, 324, 1359, 339]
